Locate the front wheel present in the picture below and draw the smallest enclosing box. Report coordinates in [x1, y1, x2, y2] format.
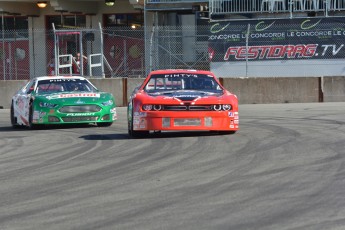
[10, 103, 18, 128]
[128, 106, 149, 138]
[218, 130, 236, 135]
[28, 105, 38, 129]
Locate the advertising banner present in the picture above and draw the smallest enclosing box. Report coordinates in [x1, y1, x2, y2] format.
[208, 17, 345, 62]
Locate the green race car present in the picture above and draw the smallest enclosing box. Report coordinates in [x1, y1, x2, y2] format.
[11, 76, 117, 128]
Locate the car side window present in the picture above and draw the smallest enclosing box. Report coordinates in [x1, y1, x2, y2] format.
[24, 80, 36, 94]
[145, 78, 163, 91]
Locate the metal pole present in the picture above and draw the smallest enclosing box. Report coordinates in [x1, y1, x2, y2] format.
[2, 12, 6, 80]
[99, 22, 105, 78]
[124, 40, 127, 74]
[80, 32, 84, 76]
[144, 0, 150, 76]
[31, 17, 36, 78]
[52, 23, 59, 76]
[245, 23, 250, 77]
[149, 16, 155, 73]
[324, 0, 329, 17]
[11, 13, 21, 80]
[27, 15, 38, 78]
[71, 12, 82, 76]
[289, 0, 293, 19]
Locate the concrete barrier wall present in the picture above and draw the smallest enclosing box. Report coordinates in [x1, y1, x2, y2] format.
[322, 77, 345, 102]
[126, 78, 145, 104]
[0, 80, 27, 109]
[0, 76, 344, 109]
[89, 78, 124, 107]
[222, 77, 320, 104]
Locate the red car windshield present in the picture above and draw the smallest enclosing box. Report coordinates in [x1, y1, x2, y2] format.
[144, 74, 222, 92]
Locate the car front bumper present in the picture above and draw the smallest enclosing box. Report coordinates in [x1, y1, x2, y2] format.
[32, 107, 117, 124]
[132, 110, 239, 131]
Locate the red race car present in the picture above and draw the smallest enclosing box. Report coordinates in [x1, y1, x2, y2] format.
[127, 69, 239, 138]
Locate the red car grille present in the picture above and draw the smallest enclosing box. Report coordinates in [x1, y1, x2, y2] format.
[59, 105, 101, 113]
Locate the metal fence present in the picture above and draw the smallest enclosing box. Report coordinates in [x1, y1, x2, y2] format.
[0, 26, 209, 80]
[209, 0, 340, 15]
[1, 21, 345, 80]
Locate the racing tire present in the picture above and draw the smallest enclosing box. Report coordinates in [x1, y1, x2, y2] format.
[97, 122, 113, 127]
[10, 103, 19, 128]
[128, 108, 149, 138]
[28, 105, 38, 129]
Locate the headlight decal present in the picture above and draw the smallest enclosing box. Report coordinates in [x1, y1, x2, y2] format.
[141, 104, 232, 111]
[222, 104, 232, 111]
[142, 104, 153, 111]
[213, 104, 232, 111]
[153, 105, 162, 111]
[213, 105, 222, 111]
[39, 102, 57, 108]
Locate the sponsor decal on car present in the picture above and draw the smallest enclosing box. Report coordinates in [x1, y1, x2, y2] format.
[164, 74, 198, 78]
[139, 118, 147, 128]
[134, 112, 147, 117]
[33, 111, 40, 119]
[75, 98, 86, 104]
[133, 117, 140, 125]
[66, 113, 96, 116]
[233, 112, 239, 120]
[47, 93, 100, 99]
[133, 117, 147, 129]
[17, 98, 25, 110]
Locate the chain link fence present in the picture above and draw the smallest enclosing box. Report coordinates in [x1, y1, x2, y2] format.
[1, 20, 345, 80]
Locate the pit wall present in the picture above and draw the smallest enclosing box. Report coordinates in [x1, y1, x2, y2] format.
[1, 77, 344, 109]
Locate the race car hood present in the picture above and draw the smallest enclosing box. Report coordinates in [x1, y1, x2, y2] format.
[34, 91, 113, 103]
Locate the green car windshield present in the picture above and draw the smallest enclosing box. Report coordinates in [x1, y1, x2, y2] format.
[144, 74, 222, 93]
[36, 79, 98, 94]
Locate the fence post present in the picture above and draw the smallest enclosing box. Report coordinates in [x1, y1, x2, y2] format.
[319, 77, 324, 102]
[123, 77, 128, 106]
[245, 23, 250, 77]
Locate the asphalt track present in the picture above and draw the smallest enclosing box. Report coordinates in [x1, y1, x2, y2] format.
[0, 103, 345, 230]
